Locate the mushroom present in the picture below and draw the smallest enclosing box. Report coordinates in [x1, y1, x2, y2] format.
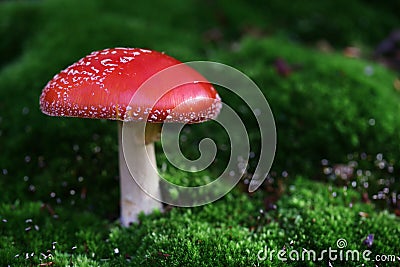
[40, 48, 222, 226]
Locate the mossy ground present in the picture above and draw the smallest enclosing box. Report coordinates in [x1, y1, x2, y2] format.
[1, 0, 399, 266]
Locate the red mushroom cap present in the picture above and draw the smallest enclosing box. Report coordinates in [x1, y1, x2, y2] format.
[40, 48, 221, 123]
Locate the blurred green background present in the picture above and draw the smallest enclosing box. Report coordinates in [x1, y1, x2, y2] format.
[1, 0, 399, 266]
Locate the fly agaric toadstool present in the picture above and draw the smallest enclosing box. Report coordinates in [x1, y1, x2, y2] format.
[40, 48, 221, 226]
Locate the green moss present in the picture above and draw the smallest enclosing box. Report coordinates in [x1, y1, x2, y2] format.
[214, 37, 400, 176]
[1, 178, 398, 266]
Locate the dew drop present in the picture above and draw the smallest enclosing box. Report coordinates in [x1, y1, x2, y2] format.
[364, 65, 374, 76]
[323, 167, 332, 175]
[378, 161, 385, 169]
[383, 187, 389, 194]
[180, 135, 187, 142]
[368, 118, 375, 126]
[22, 107, 30, 115]
[388, 166, 394, 173]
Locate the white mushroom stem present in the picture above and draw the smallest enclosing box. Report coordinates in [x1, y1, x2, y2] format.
[118, 121, 163, 226]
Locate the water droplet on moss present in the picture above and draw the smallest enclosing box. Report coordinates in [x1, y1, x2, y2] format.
[73, 144, 80, 151]
[364, 65, 374, 76]
[93, 146, 101, 153]
[378, 161, 385, 169]
[22, 107, 30, 115]
[368, 118, 375, 126]
[383, 188, 389, 194]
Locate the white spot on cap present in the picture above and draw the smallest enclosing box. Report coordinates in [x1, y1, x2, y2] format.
[120, 56, 135, 63]
[100, 59, 118, 67]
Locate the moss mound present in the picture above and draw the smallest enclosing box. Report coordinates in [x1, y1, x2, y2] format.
[1, 178, 398, 266]
[213, 37, 400, 175]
